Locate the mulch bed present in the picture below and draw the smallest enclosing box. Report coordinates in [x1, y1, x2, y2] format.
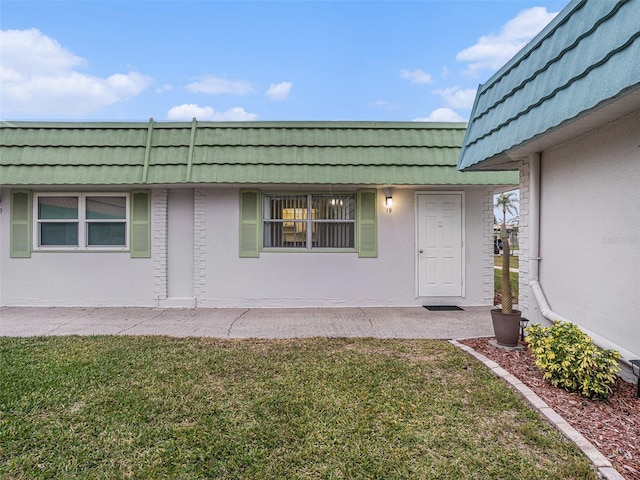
[459, 337, 640, 480]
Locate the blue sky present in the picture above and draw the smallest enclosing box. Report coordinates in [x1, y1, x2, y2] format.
[1, 0, 569, 123]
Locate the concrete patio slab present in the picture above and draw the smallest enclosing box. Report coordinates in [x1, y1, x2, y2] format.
[0, 306, 496, 339]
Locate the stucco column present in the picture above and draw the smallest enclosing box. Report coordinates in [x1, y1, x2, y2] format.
[153, 189, 168, 304]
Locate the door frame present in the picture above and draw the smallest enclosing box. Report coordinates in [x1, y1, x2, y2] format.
[414, 191, 466, 298]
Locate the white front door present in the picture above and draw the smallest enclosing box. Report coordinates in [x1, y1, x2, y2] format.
[417, 193, 463, 297]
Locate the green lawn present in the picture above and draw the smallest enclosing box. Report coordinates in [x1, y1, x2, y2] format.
[494, 255, 519, 270]
[0, 337, 596, 479]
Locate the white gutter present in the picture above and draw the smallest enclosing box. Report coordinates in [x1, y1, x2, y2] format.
[526, 153, 635, 366]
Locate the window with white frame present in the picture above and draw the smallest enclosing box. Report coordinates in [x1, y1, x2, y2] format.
[35, 193, 128, 249]
[263, 193, 356, 249]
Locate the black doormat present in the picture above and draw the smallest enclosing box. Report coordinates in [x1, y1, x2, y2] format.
[423, 305, 464, 311]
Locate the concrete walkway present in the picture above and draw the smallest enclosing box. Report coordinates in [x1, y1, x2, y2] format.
[0, 305, 495, 339]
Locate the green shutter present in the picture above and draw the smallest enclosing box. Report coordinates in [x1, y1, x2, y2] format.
[357, 189, 377, 258]
[10, 190, 32, 258]
[239, 190, 260, 258]
[130, 190, 151, 258]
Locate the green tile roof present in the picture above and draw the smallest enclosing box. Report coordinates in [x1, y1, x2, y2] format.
[1, 120, 517, 186]
[458, 0, 640, 171]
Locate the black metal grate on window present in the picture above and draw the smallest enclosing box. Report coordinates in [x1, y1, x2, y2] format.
[263, 194, 355, 249]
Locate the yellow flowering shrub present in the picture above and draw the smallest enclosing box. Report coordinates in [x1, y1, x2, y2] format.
[526, 322, 620, 399]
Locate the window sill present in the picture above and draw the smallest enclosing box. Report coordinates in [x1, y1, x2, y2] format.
[261, 248, 358, 254]
[32, 248, 130, 253]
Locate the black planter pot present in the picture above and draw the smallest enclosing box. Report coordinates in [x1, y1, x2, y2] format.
[491, 309, 522, 347]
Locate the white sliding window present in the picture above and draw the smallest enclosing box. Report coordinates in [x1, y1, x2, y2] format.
[37, 196, 80, 247]
[35, 193, 128, 250]
[85, 196, 127, 246]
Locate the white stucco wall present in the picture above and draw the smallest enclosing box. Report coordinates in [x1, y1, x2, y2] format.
[520, 110, 640, 358]
[0, 185, 496, 308]
[0, 241, 156, 307]
[198, 187, 493, 308]
[0, 190, 157, 307]
[166, 189, 195, 303]
[518, 161, 533, 316]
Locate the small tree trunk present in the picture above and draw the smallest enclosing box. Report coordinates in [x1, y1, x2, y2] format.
[501, 224, 513, 314]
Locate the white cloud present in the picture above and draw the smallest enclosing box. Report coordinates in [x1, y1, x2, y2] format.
[167, 103, 258, 121]
[0, 28, 152, 117]
[434, 86, 477, 109]
[265, 82, 293, 101]
[106, 72, 150, 96]
[369, 100, 400, 110]
[187, 76, 255, 96]
[1, 28, 85, 76]
[167, 104, 214, 120]
[457, 7, 558, 76]
[400, 69, 434, 85]
[156, 84, 174, 93]
[414, 108, 465, 122]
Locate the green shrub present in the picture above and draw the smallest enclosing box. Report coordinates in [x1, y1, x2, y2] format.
[526, 322, 620, 399]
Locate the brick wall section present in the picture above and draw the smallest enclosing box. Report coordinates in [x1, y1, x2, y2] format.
[193, 188, 207, 304]
[483, 188, 496, 304]
[153, 189, 168, 303]
[518, 160, 530, 315]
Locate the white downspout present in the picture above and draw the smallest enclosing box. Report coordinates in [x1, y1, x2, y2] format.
[527, 154, 635, 366]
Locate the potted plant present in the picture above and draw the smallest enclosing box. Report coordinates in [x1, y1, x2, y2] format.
[492, 192, 521, 347]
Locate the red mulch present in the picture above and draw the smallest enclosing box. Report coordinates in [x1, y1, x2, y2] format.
[459, 337, 640, 480]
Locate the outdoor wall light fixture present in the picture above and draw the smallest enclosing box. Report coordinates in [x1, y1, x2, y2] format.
[383, 189, 393, 213]
[630, 360, 640, 397]
[519, 317, 529, 341]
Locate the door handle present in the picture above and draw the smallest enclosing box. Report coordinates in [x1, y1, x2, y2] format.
[419, 249, 424, 253]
